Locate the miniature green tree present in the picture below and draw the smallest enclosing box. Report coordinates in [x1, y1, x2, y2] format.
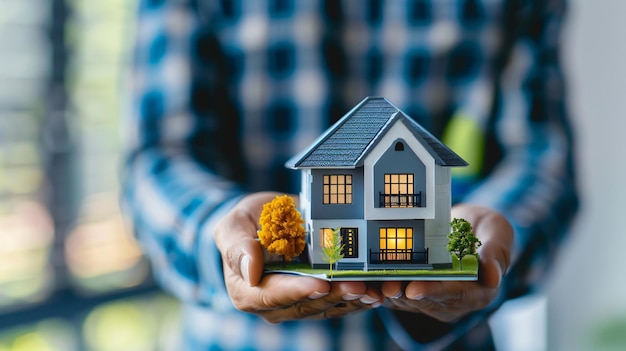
[447, 218, 482, 271]
[321, 227, 344, 278]
[258, 195, 306, 264]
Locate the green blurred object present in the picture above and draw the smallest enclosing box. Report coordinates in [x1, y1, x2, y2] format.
[441, 111, 484, 179]
[83, 294, 180, 351]
[590, 314, 626, 351]
[0, 294, 180, 351]
[0, 319, 76, 351]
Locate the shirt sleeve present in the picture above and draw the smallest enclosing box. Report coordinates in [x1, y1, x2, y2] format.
[121, 0, 245, 306]
[388, 2, 580, 349]
[463, 0, 579, 300]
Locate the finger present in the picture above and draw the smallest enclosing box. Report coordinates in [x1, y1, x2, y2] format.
[229, 273, 330, 313]
[215, 192, 286, 286]
[214, 209, 265, 286]
[478, 258, 503, 289]
[451, 204, 513, 287]
[361, 285, 383, 306]
[402, 280, 495, 320]
[258, 281, 377, 323]
[475, 217, 512, 288]
[381, 280, 404, 299]
[404, 280, 491, 306]
[404, 280, 445, 301]
[261, 297, 369, 323]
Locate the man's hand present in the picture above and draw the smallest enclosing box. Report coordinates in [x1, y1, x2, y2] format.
[214, 192, 382, 324]
[381, 204, 513, 322]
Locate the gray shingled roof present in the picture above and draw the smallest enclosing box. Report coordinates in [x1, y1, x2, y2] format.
[286, 97, 468, 169]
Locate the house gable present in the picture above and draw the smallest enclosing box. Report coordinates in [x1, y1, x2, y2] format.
[373, 138, 427, 207]
[364, 119, 437, 220]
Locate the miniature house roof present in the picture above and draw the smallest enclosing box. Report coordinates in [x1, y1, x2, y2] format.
[286, 97, 468, 169]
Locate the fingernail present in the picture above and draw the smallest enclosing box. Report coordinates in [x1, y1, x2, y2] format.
[359, 295, 379, 304]
[390, 291, 403, 299]
[409, 294, 425, 301]
[493, 259, 503, 288]
[308, 291, 329, 299]
[371, 302, 382, 308]
[241, 254, 251, 286]
[342, 293, 362, 301]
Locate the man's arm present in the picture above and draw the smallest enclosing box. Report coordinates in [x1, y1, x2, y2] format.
[381, 0, 578, 330]
[122, 0, 246, 305]
[123, 0, 382, 319]
[463, 0, 579, 300]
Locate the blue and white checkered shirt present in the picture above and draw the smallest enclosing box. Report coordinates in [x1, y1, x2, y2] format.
[123, 0, 578, 349]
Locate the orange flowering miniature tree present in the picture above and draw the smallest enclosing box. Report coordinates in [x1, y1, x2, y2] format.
[258, 195, 306, 264]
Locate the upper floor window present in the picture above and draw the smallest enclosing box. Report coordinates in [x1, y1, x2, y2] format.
[379, 173, 422, 207]
[323, 174, 352, 204]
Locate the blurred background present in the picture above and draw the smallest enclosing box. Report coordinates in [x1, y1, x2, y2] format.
[0, 1, 623, 350]
[0, 1, 180, 350]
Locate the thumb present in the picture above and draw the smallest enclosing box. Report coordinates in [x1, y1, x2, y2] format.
[214, 192, 291, 286]
[452, 204, 513, 289]
[478, 257, 503, 289]
[222, 236, 265, 286]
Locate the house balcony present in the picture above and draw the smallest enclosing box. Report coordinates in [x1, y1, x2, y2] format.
[369, 248, 429, 265]
[378, 191, 422, 208]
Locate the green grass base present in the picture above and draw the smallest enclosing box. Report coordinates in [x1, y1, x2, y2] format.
[265, 255, 478, 281]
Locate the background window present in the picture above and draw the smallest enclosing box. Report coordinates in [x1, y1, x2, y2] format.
[0, 1, 179, 349]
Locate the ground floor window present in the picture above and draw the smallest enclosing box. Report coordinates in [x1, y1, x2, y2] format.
[379, 227, 413, 261]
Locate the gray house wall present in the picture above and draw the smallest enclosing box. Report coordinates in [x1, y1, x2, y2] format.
[310, 168, 364, 219]
[372, 138, 426, 208]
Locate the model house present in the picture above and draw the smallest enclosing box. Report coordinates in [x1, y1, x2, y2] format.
[286, 97, 468, 270]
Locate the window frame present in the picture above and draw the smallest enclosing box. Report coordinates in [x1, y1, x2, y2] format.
[378, 227, 414, 261]
[322, 174, 353, 204]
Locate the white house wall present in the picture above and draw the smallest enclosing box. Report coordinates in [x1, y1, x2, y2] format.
[363, 120, 436, 220]
[424, 166, 452, 264]
[299, 169, 312, 223]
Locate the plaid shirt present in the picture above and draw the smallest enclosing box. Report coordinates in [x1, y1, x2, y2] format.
[123, 0, 578, 349]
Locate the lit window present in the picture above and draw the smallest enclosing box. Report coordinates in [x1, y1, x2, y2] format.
[320, 227, 358, 258]
[381, 173, 418, 207]
[379, 227, 413, 261]
[320, 228, 335, 248]
[323, 174, 352, 204]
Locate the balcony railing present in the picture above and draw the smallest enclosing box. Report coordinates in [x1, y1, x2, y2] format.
[369, 248, 429, 264]
[379, 191, 422, 208]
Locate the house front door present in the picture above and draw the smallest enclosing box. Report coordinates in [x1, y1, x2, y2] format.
[340, 227, 358, 258]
